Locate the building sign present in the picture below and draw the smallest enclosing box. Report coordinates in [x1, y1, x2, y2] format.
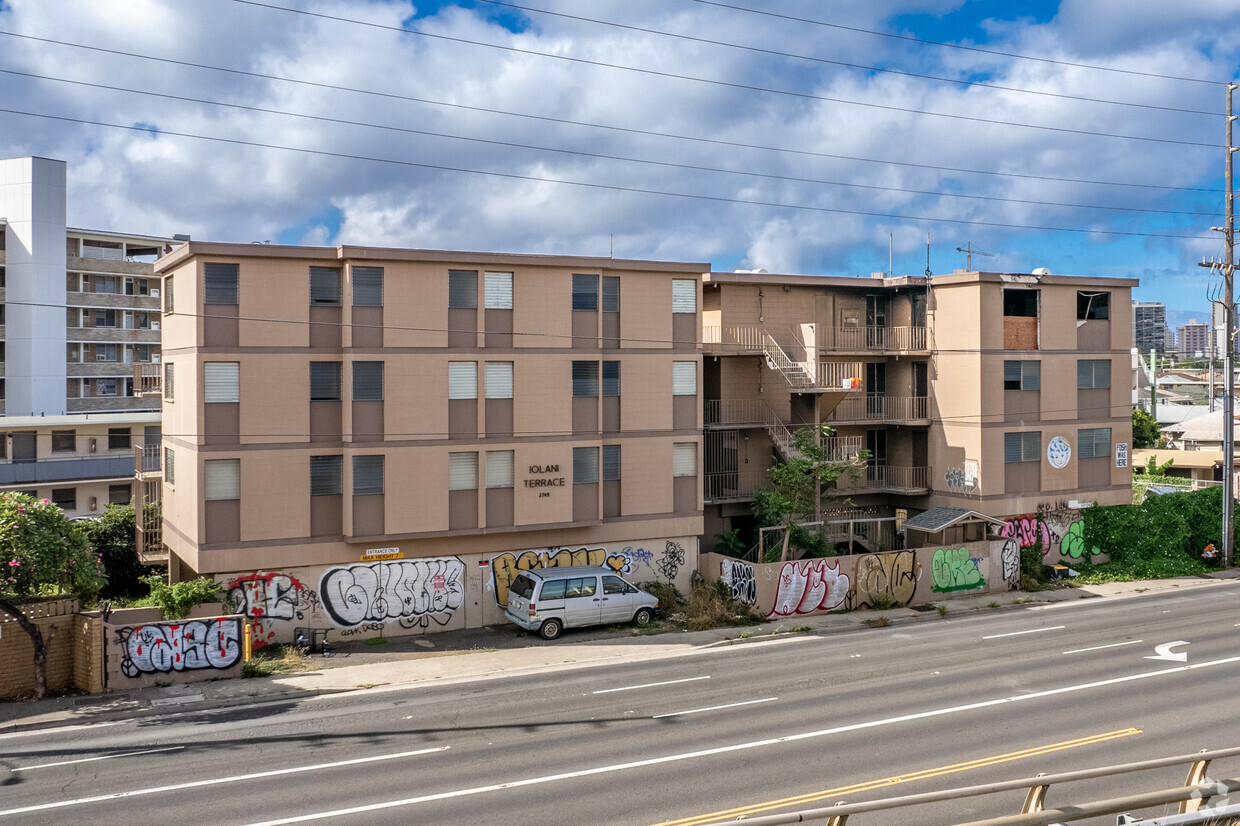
[1046, 436, 1071, 470]
[524, 463, 566, 499]
[1115, 442, 1129, 468]
[361, 548, 403, 561]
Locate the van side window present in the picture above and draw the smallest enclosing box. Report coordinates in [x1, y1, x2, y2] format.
[579, 578, 597, 597]
[603, 576, 629, 595]
[540, 579, 567, 600]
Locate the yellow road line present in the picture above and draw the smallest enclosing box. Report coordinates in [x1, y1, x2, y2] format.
[653, 727, 1142, 826]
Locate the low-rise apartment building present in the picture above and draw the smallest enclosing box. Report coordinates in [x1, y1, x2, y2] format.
[153, 243, 704, 643]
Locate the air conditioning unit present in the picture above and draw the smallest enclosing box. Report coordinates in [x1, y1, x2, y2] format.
[96, 353, 109, 361]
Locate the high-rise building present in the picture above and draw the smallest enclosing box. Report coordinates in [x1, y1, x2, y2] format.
[0, 156, 176, 518]
[1132, 301, 1167, 356]
[1178, 318, 1210, 358]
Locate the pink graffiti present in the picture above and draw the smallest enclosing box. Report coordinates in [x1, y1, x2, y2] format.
[768, 559, 851, 618]
[999, 516, 1051, 556]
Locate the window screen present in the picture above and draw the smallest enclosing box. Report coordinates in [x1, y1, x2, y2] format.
[310, 362, 342, 401]
[673, 362, 697, 395]
[448, 452, 478, 491]
[310, 455, 343, 496]
[486, 450, 514, 488]
[672, 443, 697, 477]
[448, 362, 478, 399]
[572, 274, 598, 311]
[602, 276, 620, 313]
[448, 270, 478, 309]
[353, 362, 384, 401]
[1077, 359, 1111, 389]
[1004, 431, 1041, 463]
[310, 267, 342, 306]
[484, 272, 513, 309]
[485, 362, 513, 399]
[572, 361, 599, 397]
[353, 455, 384, 495]
[602, 361, 620, 397]
[672, 279, 696, 313]
[1003, 361, 1040, 391]
[573, 447, 599, 484]
[602, 444, 621, 482]
[353, 266, 383, 307]
[204, 363, 240, 403]
[204, 262, 239, 304]
[205, 458, 240, 500]
[1078, 427, 1112, 459]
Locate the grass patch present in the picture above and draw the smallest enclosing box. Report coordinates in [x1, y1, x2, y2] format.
[685, 575, 765, 631]
[363, 637, 388, 646]
[241, 644, 311, 678]
[936, 604, 948, 617]
[863, 616, 889, 628]
[987, 601, 999, 609]
[867, 593, 897, 611]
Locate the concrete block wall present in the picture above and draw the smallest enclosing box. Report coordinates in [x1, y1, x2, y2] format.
[0, 598, 79, 699]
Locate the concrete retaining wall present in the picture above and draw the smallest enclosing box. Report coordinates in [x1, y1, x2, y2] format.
[0, 598, 79, 700]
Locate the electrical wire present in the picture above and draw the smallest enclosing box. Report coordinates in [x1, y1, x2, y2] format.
[231, 0, 1223, 149]
[0, 31, 1219, 194]
[1, 67, 1218, 220]
[473, 0, 1221, 116]
[0, 107, 1218, 242]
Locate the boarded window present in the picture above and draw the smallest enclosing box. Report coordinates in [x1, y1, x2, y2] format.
[448, 452, 478, 491]
[448, 362, 478, 399]
[353, 266, 383, 307]
[310, 455, 343, 496]
[204, 362, 240, 403]
[205, 458, 241, 500]
[484, 271, 513, 310]
[204, 262, 239, 304]
[353, 362, 384, 401]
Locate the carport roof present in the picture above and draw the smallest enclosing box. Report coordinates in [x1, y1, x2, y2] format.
[902, 507, 1007, 534]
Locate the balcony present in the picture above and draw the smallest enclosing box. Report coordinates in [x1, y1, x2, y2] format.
[702, 325, 766, 354]
[704, 400, 864, 462]
[134, 363, 161, 397]
[135, 444, 161, 480]
[703, 470, 767, 504]
[820, 325, 929, 353]
[830, 465, 929, 496]
[828, 395, 929, 424]
[0, 455, 135, 485]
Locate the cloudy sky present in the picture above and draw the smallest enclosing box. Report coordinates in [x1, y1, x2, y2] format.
[0, 0, 1236, 322]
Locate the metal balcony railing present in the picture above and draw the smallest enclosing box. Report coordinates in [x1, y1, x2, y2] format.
[704, 400, 863, 462]
[828, 465, 929, 495]
[703, 471, 767, 503]
[820, 325, 929, 351]
[828, 395, 929, 423]
[0, 455, 135, 485]
[702, 325, 765, 352]
[134, 444, 161, 478]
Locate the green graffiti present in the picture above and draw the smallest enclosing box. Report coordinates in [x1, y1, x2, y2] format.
[931, 547, 985, 593]
[1058, 520, 1098, 560]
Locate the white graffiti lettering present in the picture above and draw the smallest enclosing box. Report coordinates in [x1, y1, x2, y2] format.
[118, 618, 243, 677]
[769, 559, 851, 618]
[720, 558, 757, 604]
[319, 558, 465, 629]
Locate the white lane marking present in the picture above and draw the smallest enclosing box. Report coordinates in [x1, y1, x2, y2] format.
[0, 747, 449, 818]
[1145, 641, 1191, 662]
[594, 676, 710, 694]
[1063, 640, 1143, 655]
[11, 746, 184, 772]
[0, 721, 120, 741]
[652, 697, 777, 719]
[983, 625, 1065, 640]
[239, 654, 1240, 826]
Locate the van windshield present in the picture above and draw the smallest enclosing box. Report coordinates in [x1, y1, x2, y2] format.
[510, 574, 535, 600]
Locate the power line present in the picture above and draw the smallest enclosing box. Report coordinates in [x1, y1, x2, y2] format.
[690, 0, 1226, 86]
[0, 67, 1217, 220]
[473, 0, 1220, 116]
[0, 106, 1216, 241]
[0, 31, 1219, 194]
[231, 0, 1223, 149]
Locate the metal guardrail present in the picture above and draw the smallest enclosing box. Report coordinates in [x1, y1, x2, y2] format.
[0, 454, 135, 484]
[133, 362, 161, 396]
[695, 746, 1240, 826]
[828, 395, 929, 423]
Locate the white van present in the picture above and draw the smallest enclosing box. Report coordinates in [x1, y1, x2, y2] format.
[504, 565, 659, 640]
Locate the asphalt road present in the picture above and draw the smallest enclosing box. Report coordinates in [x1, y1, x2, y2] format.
[3, 584, 1239, 825]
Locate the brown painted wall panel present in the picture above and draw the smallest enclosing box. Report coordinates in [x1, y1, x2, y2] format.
[351, 306, 383, 349]
[486, 486, 514, 527]
[352, 494, 384, 537]
[311, 494, 343, 537]
[205, 498, 241, 545]
[449, 488, 479, 530]
[309, 306, 342, 349]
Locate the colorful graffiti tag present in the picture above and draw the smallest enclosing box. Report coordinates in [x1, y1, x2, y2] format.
[720, 558, 757, 604]
[1001, 511, 1095, 560]
[491, 547, 627, 606]
[115, 618, 243, 677]
[999, 515, 1052, 552]
[319, 557, 465, 629]
[847, 551, 919, 610]
[931, 547, 985, 593]
[769, 559, 851, 618]
[225, 572, 318, 649]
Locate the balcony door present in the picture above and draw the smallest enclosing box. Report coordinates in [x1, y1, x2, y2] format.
[865, 362, 886, 418]
[865, 295, 887, 348]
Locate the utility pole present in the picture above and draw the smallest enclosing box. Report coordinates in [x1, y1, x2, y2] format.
[1199, 82, 1238, 568]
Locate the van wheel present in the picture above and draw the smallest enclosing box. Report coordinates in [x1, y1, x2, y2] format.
[633, 608, 654, 627]
[539, 618, 563, 640]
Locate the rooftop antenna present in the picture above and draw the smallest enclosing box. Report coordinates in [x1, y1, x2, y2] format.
[925, 232, 932, 278]
[955, 241, 994, 271]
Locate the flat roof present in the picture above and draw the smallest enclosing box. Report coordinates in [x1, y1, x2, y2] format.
[704, 272, 926, 289]
[156, 241, 709, 274]
[0, 412, 161, 428]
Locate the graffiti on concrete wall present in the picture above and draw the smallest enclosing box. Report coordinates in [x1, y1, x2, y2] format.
[769, 559, 851, 618]
[931, 547, 985, 593]
[226, 572, 319, 650]
[616, 546, 655, 575]
[720, 558, 757, 604]
[1001, 539, 1020, 589]
[320, 558, 465, 629]
[846, 551, 919, 610]
[491, 547, 625, 607]
[1000, 511, 1096, 560]
[115, 618, 243, 677]
[944, 460, 979, 493]
[657, 541, 687, 581]
[999, 515, 1052, 552]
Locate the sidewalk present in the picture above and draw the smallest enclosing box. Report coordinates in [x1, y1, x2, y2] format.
[3, 571, 1236, 734]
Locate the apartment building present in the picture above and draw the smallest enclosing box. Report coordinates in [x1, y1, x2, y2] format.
[702, 268, 1135, 550]
[1178, 318, 1210, 358]
[153, 242, 704, 641]
[0, 157, 172, 518]
[1132, 301, 1167, 356]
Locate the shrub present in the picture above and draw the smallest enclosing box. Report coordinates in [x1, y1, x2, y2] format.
[686, 574, 764, 630]
[144, 575, 222, 620]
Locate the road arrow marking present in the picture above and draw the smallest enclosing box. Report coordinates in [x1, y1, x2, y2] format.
[1145, 641, 1190, 662]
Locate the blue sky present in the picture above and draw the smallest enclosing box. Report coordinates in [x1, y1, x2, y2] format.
[0, 0, 1235, 323]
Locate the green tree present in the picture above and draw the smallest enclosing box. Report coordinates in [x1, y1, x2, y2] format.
[752, 424, 866, 562]
[76, 504, 159, 599]
[1132, 407, 1161, 449]
[0, 493, 106, 699]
